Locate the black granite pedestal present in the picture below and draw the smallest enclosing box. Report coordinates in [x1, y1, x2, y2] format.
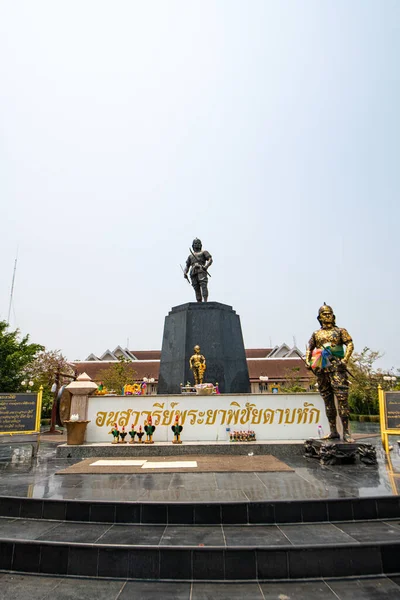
[157, 302, 250, 394]
[304, 438, 377, 465]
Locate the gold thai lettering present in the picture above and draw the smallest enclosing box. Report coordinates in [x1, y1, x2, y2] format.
[296, 402, 313, 424]
[262, 409, 275, 425]
[119, 409, 132, 427]
[106, 412, 119, 426]
[308, 407, 321, 424]
[152, 403, 165, 425]
[96, 412, 107, 427]
[206, 409, 218, 425]
[93, 400, 322, 429]
[161, 410, 175, 426]
[240, 402, 256, 425]
[284, 408, 296, 424]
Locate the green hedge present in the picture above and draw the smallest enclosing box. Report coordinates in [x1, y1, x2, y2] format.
[350, 414, 380, 423]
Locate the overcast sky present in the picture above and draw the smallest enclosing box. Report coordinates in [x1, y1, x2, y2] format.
[1, 1, 399, 369]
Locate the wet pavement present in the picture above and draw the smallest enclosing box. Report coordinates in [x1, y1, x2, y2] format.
[0, 431, 399, 502]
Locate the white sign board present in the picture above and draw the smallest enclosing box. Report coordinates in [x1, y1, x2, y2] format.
[86, 393, 329, 443]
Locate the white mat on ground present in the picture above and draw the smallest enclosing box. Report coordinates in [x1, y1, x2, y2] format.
[89, 459, 198, 469]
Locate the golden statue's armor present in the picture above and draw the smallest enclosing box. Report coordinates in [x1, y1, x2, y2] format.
[189, 345, 206, 385]
[306, 304, 354, 442]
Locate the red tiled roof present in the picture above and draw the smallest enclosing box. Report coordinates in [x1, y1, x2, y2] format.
[247, 358, 311, 381]
[74, 361, 159, 382]
[245, 348, 273, 358]
[130, 350, 161, 360]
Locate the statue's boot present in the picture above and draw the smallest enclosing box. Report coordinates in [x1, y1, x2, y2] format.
[322, 416, 340, 440]
[341, 417, 354, 443]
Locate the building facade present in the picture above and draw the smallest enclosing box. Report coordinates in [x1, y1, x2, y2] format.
[73, 343, 313, 394]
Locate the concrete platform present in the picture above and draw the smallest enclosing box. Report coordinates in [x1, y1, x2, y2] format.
[56, 440, 305, 459]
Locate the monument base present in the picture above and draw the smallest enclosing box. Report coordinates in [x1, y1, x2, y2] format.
[304, 439, 377, 465]
[56, 440, 305, 459]
[158, 302, 250, 394]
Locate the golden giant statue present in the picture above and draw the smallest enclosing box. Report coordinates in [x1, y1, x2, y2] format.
[189, 345, 206, 385]
[306, 304, 354, 442]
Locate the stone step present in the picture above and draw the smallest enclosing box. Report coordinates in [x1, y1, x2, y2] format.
[0, 494, 399, 525]
[0, 516, 399, 579]
[1, 572, 400, 598]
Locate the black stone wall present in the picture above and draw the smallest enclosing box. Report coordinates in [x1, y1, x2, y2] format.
[157, 302, 250, 394]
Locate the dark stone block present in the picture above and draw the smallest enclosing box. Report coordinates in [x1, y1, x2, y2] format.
[194, 503, 221, 524]
[158, 302, 250, 394]
[40, 544, 69, 574]
[115, 503, 141, 524]
[66, 501, 91, 522]
[256, 549, 288, 579]
[42, 500, 66, 521]
[68, 546, 98, 576]
[327, 500, 354, 522]
[350, 545, 382, 575]
[193, 549, 224, 579]
[90, 503, 116, 523]
[0, 497, 20, 518]
[300, 501, 328, 523]
[221, 503, 248, 525]
[129, 549, 160, 579]
[98, 547, 129, 578]
[352, 499, 377, 520]
[275, 502, 302, 523]
[288, 548, 322, 578]
[0, 542, 13, 570]
[20, 500, 43, 519]
[168, 504, 194, 524]
[12, 542, 41, 573]
[224, 550, 256, 580]
[377, 497, 400, 519]
[382, 543, 400, 573]
[248, 503, 275, 524]
[160, 549, 191, 580]
[141, 504, 167, 524]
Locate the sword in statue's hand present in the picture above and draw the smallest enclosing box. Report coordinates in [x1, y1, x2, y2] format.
[180, 264, 190, 284]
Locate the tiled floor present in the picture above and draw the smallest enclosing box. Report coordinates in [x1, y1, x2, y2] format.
[0, 573, 400, 599]
[0, 436, 399, 502]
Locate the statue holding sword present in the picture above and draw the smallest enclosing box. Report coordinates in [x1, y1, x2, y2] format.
[183, 238, 213, 302]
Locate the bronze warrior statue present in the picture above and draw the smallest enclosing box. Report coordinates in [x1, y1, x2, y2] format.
[306, 304, 354, 443]
[189, 345, 206, 385]
[184, 238, 213, 302]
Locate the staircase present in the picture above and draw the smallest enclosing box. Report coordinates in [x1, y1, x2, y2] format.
[0, 495, 399, 580]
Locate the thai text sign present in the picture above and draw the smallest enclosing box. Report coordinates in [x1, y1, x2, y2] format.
[86, 393, 329, 443]
[0, 393, 41, 434]
[384, 392, 400, 431]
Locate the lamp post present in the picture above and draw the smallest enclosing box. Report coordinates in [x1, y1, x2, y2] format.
[21, 380, 34, 393]
[383, 375, 397, 390]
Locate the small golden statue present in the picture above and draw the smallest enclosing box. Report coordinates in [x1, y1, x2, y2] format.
[306, 303, 354, 443]
[189, 345, 206, 385]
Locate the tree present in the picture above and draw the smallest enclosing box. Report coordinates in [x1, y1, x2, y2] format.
[25, 350, 75, 419]
[280, 366, 309, 393]
[348, 347, 397, 415]
[100, 357, 137, 394]
[0, 321, 44, 392]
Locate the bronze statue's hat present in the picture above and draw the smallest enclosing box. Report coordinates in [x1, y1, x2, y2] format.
[192, 237, 202, 249]
[317, 302, 336, 324]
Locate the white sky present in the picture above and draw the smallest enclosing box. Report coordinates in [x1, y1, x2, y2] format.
[1, 1, 399, 369]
